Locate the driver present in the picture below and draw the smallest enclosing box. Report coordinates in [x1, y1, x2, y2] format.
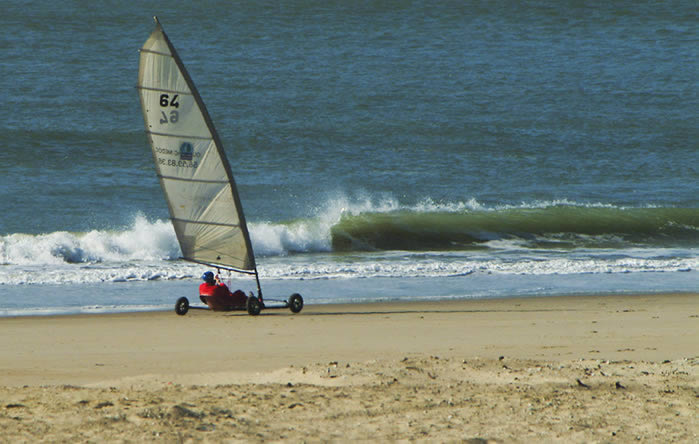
[199, 271, 247, 310]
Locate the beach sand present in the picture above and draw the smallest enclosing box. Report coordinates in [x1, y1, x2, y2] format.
[1, 293, 697, 442]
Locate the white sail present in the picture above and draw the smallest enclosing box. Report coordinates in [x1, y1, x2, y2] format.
[138, 18, 256, 272]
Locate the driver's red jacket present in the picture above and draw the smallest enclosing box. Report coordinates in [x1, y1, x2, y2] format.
[198, 282, 247, 310]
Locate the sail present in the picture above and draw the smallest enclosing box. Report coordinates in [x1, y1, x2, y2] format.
[137, 18, 256, 272]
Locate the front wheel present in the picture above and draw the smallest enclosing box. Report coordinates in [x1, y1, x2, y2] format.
[246, 295, 262, 316]
[175, 297, 190, 315]
[289, 293, 303, 313]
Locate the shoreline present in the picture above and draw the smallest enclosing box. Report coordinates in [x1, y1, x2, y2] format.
[2, 288, 697, 320]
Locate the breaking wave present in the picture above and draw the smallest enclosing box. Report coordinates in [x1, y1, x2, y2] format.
[0, 216, 180, 266]
[1, 200, 697, 268]
[1, 197, 697, 286]
[331, 204, 699, 251]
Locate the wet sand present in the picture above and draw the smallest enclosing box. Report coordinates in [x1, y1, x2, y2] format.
[1, 293, 697, 442]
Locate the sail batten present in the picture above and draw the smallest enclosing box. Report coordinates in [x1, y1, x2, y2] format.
[158, 175, 228, 184]
[138, 19, 256, 273]
[137, 85, 194, 95]
[146, 131, 213, 140]
[139, 49, 175, 57]
[171, 217, 242, 228]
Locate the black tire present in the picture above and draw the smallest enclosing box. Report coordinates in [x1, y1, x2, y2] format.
[246, 295, 262, 316]
[289, 293, 303, 313]
[175, 297, 190, 315]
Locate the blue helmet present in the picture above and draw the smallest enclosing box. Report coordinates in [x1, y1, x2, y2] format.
[202, 271, 215, 283]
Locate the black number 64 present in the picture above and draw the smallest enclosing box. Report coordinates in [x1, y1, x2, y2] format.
[159, 94, 180, 108]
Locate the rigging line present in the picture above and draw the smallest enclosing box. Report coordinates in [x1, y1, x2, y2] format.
[158, 174, 228, 184]
[137, 85, 193, 95]
[171, 217, 242, 228]
[146, 130, 212, 140]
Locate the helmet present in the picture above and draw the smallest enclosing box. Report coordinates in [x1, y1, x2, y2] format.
[202, 271, 215, 283]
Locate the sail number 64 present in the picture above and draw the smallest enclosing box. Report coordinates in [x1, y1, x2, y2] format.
[160, 94, 179, 108]
[159, 94, 179, 124]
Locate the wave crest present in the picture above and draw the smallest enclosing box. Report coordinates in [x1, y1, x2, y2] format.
[1, 199, 697, 266]
[331, 205, 699, 251]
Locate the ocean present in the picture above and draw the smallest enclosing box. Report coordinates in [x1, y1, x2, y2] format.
[1, 1, 697, 316]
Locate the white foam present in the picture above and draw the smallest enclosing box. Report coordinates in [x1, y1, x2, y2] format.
[263, 256, 698, 280]
[0, 250, 696, 286]
[0, 214, 179, 266]
[250, 220, 332, 255]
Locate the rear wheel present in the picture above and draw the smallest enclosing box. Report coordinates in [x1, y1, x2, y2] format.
[289, 293, 303, 313]
[175, 297, 189, 315]
[246, 295, 262, 316]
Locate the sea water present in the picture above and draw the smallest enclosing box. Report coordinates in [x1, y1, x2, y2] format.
[1, 1, 697, 316]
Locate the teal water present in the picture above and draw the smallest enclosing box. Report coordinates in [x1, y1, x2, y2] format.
[0, 1, 697, 314]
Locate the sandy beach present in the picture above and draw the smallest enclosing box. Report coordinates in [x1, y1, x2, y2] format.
[1, 293, 697, 442]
